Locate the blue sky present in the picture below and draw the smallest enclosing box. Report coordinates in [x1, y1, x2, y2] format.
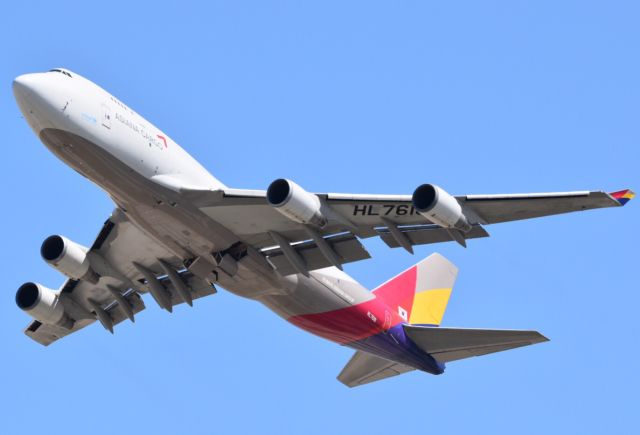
[1, 2, 638, 434]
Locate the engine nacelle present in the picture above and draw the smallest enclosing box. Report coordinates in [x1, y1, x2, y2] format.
[15, 282, 73, 328]
[267, 179, 328, 227]
[40, 235, 99, 284]
[412, 184, 472, 232]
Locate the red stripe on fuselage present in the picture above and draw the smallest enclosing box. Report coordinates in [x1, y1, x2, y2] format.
[288, 266, 417, 344]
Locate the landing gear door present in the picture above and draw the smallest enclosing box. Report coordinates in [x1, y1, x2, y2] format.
[101, 103, 111, 129]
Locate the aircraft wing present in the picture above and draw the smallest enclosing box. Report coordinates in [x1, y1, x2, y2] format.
[23, 209, 216, 346]
[192, 186, 632, 275]
[458, 189, 633, 224]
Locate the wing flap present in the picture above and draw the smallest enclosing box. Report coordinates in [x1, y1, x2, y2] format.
[378, 224, 489, 248]
[263, 233, 370, 276]
[21, 210, 218, 346]
[403, 325, 548, 363]
[337, 350, 414, 388]
[25, 289, 146, 346]
[25, 271, 215, 346]
[160, 272, 217, 306]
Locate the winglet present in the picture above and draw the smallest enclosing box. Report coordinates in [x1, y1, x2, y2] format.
[609, 189, 635, 206]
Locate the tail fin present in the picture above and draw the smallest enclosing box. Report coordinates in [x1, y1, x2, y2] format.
[373, 253, 458, 326]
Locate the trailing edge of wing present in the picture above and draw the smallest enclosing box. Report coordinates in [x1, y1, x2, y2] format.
[377, 224, 489, 249]
[262, 233, 370, 276]
[22, 211, 218, 346]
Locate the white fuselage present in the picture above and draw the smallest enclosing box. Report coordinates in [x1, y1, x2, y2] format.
[13, 69, 375, 328]
[16, 70, 222, 190]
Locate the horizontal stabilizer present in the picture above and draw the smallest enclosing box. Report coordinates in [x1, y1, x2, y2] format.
[404, 325, 548, 363]
[338, 351, 414, 388]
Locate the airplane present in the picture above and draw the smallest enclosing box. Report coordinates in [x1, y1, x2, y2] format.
[12, 68, 634, 387]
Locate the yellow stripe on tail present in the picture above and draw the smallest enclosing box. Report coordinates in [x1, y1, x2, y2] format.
[409, 288, 453, 325]
[407, 253, 458, 326]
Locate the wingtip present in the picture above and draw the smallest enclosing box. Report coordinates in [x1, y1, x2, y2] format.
[536, 332, 550, 343]
[609, 189, 635, 206]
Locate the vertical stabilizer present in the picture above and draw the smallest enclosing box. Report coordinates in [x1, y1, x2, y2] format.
[373, 253, 458, 326]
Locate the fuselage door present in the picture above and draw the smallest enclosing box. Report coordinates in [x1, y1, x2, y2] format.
[101, 103, 111, 129]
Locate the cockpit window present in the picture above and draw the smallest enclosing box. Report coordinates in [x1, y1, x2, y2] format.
[49, 69, 72, 78]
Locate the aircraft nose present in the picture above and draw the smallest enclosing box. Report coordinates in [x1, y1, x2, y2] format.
[12, 73, 40, 100]
[13, 72, 64, 134]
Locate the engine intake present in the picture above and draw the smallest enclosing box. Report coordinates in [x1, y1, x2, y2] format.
[267, 179, 327, 227]
[16, 282, 72, 328]
[41, 235, 99, 283]
[412, 184, 472, 232]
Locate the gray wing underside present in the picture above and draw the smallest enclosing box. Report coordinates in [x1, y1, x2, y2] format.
[199, 188, 620, 230]
[192, 190, 485, 251]
[192, 188, 621, 266]
[459, 190, 621, 223]
[24, 209, 216, 346]
[191, 189, 491, 275]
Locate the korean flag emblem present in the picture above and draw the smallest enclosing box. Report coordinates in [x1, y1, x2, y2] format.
[398, 306, 408, 321]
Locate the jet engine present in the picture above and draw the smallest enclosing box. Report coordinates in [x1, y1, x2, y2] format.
[267, 178, 328, 227]
[15, 282, 73, 328]
[412, 184, 472, 232]
[40, 235, 99, 283]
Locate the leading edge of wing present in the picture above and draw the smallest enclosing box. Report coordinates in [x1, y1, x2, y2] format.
[464, 189, 634, 207]
[184, 188, 414, 207]
[201, 187, 634, 209]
